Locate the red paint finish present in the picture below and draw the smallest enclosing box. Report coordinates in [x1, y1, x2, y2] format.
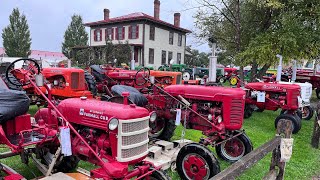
[182, 154, 209, 180]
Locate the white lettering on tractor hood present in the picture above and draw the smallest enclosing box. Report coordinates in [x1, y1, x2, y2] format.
[79, 108, 108, 120]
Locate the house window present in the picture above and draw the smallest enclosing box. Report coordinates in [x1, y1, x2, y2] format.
[178, 34, 182, 46]
[169, 32, 174, 45]
[129, 25, 139, 39]
[177, 53, 181, 64]
[149, 48, 154, 64]
[168, 51, 173, 64]
[105, 28, 113, 40]
[162, 50, 166, 65]
[94, 29, 102, 41]
[150, 26, 155, 40]
[116, 27, 125, 40]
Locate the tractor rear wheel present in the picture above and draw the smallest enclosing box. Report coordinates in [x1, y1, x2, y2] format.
[316, 89, 320, 99]
[84, 71, 97, 96]
[176, 143, 220, 180]
[1, 73, 23, 91]
[216, 132, 253, 162]
[275, 114, 300, 134]
[229, 76, 238, 86]
[149, 118, 176, 141]
[302, 106, 314, 120]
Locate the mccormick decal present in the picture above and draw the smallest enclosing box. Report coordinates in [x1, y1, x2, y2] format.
[79, 108, 108, 120]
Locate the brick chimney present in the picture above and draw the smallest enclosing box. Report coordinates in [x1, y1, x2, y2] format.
[174, 13, 180, 27]
[104, 9, 110, 20]
[154, 0, 160, 19]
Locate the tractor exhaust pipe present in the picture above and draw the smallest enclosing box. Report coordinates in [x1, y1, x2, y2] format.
[291, 60, 297, 82]
[276, 54, 283, 82]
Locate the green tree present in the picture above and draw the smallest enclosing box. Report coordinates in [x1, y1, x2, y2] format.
[194, 0, 320, 82]
[2, 8, 31, 57]
[185, 46, 210, 67]
[62, 14, 88, 58]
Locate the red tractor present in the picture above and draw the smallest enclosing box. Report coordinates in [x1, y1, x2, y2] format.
[0, 58, 168, 179]
[89, 65, 182, 95]
[110, 68, 253, 179]
[244, 82, 302, 134]
[2, 61, 96, 104]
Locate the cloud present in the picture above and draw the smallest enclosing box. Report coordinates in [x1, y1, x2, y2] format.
[0, 0, 210, 53]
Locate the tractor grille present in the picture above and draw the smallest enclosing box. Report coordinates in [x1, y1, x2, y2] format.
[117, 116, 149, 162]
[71, 72, 79, 89]
[290, 91, 300, 107]
[230, 99, 243, 125]
[122, 119, 148, 133]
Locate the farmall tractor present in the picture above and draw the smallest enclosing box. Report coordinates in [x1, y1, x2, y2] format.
[111, 68, 254, 180]
[2, 61, 96, 104]
[0, 58, 168, 179]
[89, 64, 182, 95]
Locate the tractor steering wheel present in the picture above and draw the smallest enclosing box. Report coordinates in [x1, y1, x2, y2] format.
[5, 58, 41, 86]
[134, 67, 150, 86]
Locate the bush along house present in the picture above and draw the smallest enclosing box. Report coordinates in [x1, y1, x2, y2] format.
[83, 0, 191, 69]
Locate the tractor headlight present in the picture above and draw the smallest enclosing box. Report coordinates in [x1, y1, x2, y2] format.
[218, 116, 223, 123]
[149, 112, 157, 122]
[108, 118, 119, 130]
[225, 72, 228, 76]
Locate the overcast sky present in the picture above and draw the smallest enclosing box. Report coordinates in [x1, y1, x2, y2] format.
[0, 0, 210, 53]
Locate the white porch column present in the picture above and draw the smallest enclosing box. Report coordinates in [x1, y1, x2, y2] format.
[131, 46, 135, 70]
[208, 43, 217, 82]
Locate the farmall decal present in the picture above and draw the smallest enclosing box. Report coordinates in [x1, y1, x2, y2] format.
[262, 85, 286, 92]
[79, 108, 108, 120]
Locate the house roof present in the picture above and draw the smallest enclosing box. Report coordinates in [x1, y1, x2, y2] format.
[84, 12, 191, 33]
[0, 47, 67, 61]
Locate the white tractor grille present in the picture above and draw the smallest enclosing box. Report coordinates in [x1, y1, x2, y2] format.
[117, 116, 149, 162]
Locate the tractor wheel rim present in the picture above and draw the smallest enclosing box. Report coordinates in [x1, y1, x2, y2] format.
[302, 107, 309, 119]
[148, 118, 165, 138]
[219, 78, 224, 83]
[183, 72, 190, 81]
[182, 153, 210, 180]
[230, 78, 237, 85]
[221, 137, 245, 161]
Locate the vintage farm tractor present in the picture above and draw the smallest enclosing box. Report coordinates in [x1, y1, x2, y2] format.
[2, 61, 96, 104]
[110, 68, 253, 179]
[0, 58, 168, 179]
[89, 64, 182, 94]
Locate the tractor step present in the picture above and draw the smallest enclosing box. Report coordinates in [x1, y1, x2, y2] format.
[146, 139, 193, 171]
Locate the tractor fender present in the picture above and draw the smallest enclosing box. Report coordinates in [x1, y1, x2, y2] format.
[34, 108, 57, 124]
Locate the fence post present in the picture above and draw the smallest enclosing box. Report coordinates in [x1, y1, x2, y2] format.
[311, 102, 320, 148]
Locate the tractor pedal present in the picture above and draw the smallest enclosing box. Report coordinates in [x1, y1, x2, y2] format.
[155, 140, 174, 151]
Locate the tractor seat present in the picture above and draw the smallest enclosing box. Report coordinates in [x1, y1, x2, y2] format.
[111, 85, 148, 107]
[0, 89, 30, 124]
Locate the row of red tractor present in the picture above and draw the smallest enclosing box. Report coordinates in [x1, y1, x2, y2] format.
[0, 58, 314, 179]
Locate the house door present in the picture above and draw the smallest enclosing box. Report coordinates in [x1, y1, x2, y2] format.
[134, 47, 139, 63]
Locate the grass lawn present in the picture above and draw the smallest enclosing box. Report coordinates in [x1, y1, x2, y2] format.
[1, 98, 319, 179]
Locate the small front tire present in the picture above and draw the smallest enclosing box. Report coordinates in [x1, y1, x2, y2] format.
[302, 106, 313, 120]
[216, 132, 253, 162]
[275, 114, 300, 134]
[176, 143, 220, 180]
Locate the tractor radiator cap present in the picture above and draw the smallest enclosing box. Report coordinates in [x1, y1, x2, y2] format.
[80, 96, 87, 100]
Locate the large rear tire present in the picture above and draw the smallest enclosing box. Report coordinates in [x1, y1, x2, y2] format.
[1, 73, 23, 90]
[84, 71, 97, 96]
[275, 114, 300, 134]
[216, 132, 253, 162]
[176, 143, 220, 180]
[149, 118, 176, 141]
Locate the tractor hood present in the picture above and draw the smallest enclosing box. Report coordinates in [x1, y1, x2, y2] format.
[245, 82, 301, 92]
[57, 98, 150, 130]
[164, 85, 245, 100]
[42, 67, 84, 77]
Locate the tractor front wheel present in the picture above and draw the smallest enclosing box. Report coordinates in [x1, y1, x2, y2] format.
[244, 104, 254, 119]
[146, 168, 170, 180]
[216, 132, 253, 162]
[302, 106, 314, 120]
[229, 76, 238, 86]
[149, 118, 176, 141]
[182, 71, 191, 81]
[275, 114, 300, 134]
[176, 143, 220, 180]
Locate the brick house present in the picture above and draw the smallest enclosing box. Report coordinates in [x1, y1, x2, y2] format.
[84, 0, 191, 69]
